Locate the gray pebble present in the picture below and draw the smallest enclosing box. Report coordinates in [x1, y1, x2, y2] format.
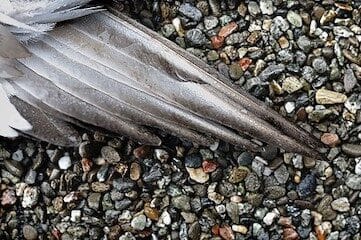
[179, 3, 203, 22]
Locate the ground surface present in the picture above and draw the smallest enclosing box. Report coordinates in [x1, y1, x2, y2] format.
[1, 0, 361, 239]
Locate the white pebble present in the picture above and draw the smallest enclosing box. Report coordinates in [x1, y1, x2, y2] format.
[58, 154, 72, 170]
[71, 210, 82, 222]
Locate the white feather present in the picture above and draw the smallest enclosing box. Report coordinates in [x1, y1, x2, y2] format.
[0, 81, 32, 137]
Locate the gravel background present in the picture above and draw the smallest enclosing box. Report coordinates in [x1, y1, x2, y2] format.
[1, 0, 361, 239]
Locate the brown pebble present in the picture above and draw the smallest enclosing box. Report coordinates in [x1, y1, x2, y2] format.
[283, 227, 300, 240]
[278, 216, 292, 227]
[219, 225, 235, 240]
[23, 224, 38, 240]
[202, 160, 218, 173]
[133, 145, 151, 159]
[320, 133, 340, 147]
[211, 35, 224, 49]
[81, 158, 93, 173]
[211, 224, 220, 235]
[144, 203, 159, 221]
[239, 58, 252, 71]
[218, 22, 238, 38]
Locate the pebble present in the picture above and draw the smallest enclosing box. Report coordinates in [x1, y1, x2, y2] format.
[342, 144, 361, 157]
[4, 159, 24, 177]
[23, 225, 38, 240]
[331, 197, 350, 212]
[101, 146, 121, 164]
[58, 154, 72, 170]
[219, 225, 235, 240]
[343, 69, 357, 93]
[345, 174, 361, 190]
[263, 211, 278, 226]
[179, 3, 202, 22]
[315, 89, 347, 105]
[258, 64, 285, 81]
[282, 76, 303, 93]
[297, 174, 316, 197]
[259, 0, 274, 15]
[1, 189, 17, 206]
[131, 214, 147, 231]
[321, 133, 340, 147]
[204, 16, 218, 30]
[186, 167, 209, 183]
[287, 11, 303, 27]
[228, 166, 249, 183]
[232, 225, 248, 234]
[22, 186, 39, 208]
[186, 29, 207, 47]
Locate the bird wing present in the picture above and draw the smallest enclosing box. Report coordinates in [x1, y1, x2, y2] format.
[2, 11, 322, 158]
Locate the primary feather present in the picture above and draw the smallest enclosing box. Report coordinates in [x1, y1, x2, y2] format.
[0, 0, 103, 138]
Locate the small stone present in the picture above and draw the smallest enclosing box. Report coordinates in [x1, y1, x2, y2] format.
[345, 174, 361, 190]
[179, 3, 202, 22]
[245, 172, 261, 192]
[229, 63, 243, 80]
[297, 174, 316, 197]
[4, 159, 24, 177]
[312, 58, 328, 74]
[172, 195, 191, 211]
[344, 69, 357, 93]
[239, 58, 252, 71]
[282, 76, 303, 93]
[211, 35, 224, 49]
[219, 225, 235, 240]
[131, 214, 147, 231]
[248, 1, 260, 16]
[12, 149, 24, 161]
[321, 133, 340, 147]
[88, 192, 101, 210]
[160, 210, 171, 225]
[315, 89, 347, 105]
[185, 153, 202, 168]
[71, 210, 82, 222]
[188, 222, 201, 240]
[24, 169, 37, 184]
[342, 144, 361, 157]
[186, 29, 207, 47]
[265, 186, 286, 199]
[101, 146, 121, 164]
[23, 225, 38, 240]
[133, 145, 150, 159]
[219, 22, 238, 38]
[1, 189, 16, 206]
[130, 162, 141, 181]
[161, 24, 175, 38]
[81, 158, 92, 172]
[202, 160, 218, 173]
[297, 36, 312, 53]
[263, 211, 278, 226]
[232, 225, 248, 234]
[287, 11, 303, 27]
[228, 166, 250, 183]
[331, 197, 350, 212]
[283, 228, 299, 240]
[204, 16, 219, 30]
[259, 0, 274, 15]
[58, 154, 72, 170]
[22, 186, 39, 208]
[91, 182, 110, 192]
[154, 149, 169, 162]
[258, 64, 285, 81]
[186, 167, 209, 183]
[278, 36, 289, 49]
[144, 204, 159, 221]
[285, 102, 296, 114]
[320, 10, 336, 25]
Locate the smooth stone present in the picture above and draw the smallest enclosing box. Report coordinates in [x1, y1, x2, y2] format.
[58, 155, 72, 170]
[4, 159, 24, 177]
[341, 144, 361, 157]
[344, 68, 357, 93]
[185, 29, 207, 47]
[259, 0, 274, 15]
[101, 146, 121, 164]
[23, 225, 38, 240]
[287, 11, 303, 27]
[172, 195, 191, 211]
[331, 197, 350, 212]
